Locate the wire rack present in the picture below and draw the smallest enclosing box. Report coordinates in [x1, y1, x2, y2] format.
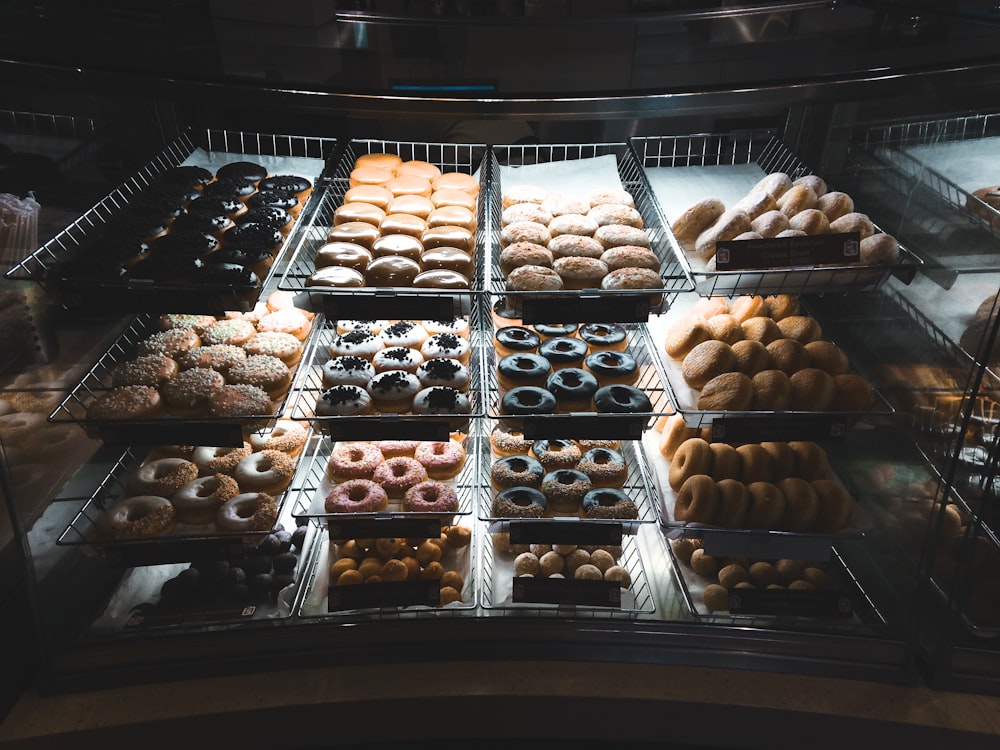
[277, 139, 489, 320]
[479, 528, 655, 617]
[487, 142, 691, 322]
[0, 109, 102, 179]
[4, 128, 338, 313]
[629, 131, 922, 296]
[484, 322, 672, 438]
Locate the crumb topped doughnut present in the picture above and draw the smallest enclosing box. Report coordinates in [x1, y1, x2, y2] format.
[208, 384, 273, 421]
[249, 419, 308, 456]
[192, 443, 252, 475]
[98, 495, 176, 539]
[329, 330, 384, 360]
[490, 425, 533, 456]
[216, 492, 278, 533]
[87, 386, 164, 421]
[110, 354, 179, 387]
[416, 357, 470, 389]
[128, 457, 199, 497]
[137, 328, 201, 359]
[171, 474, 240, 525]
[315, 385, 373, 416]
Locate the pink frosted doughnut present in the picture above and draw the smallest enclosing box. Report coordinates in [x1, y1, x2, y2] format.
[372, 456, 428, 498]
[324, 479, 388, 513]
[413, 440, 467, 480]
[327, 442, 384, 481]
[403, 480, 459, 513]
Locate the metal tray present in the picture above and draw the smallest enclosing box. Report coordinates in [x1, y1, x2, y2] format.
[487, 143, 690, 323]
[290, 432, 480, 523]
[5, 127, 336, 313]
[0, 109, 102, 181]
[484, 319, 672, 439]
[48, 312, 313, 446]
[285, 310, 486, 442]
[277, 138, 489, 320]
[480, 526, 655, 615]
[630, 131, 921, 296]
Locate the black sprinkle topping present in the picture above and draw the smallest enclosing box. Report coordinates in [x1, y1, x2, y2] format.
[423, 359, 460, 378]
[321, 386, 364, 405]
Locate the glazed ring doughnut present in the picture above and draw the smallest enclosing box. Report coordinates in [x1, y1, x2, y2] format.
[98, 495, 176, 539]
[403, 480, 460, 514]
[490, 454, 545, 491]
[776, 477, 820, 532]
[668, 437, 714, 491]
[324, 478, 388, 513]
[216, 492, 278, 533]
[128, 457, 199, 497]
[233, 449, 297, 495]
[811, 479, 854, 532]
[593, 384, 652, 414]
[714, 478, 750, 528]
[327, 442, 384, 482]
[249, 419, 309, 456]
[372, 456, 428, 498]
[492, 486, 547, 518]
[581, 488, 638, 519]
[500, 386, 558, 417]
[674, 474, 718, 524]
[745, 481, 786, 530]
[171, 474, 240, 525]
[192, 442, 253, 475]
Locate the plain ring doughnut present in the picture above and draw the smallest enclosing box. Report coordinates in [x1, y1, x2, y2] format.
[674, 474, 718, 524]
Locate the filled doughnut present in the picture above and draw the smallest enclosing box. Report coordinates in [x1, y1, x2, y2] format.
[682, 340, 736, 389]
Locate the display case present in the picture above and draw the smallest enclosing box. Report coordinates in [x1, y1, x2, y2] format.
[4, 3, 1000, 734]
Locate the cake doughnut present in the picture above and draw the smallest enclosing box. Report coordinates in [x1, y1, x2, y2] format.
[735, 443, 774, 483]
[766, 339, 809, 375]
[176, 343, 248, 374]
[697, 372, 753, 411]
[584, 350, 639, 386]
[760, 441, 795, 481]
[216, 492, 278, 533]
[788, 441, 829, 480]
[674, 474, 718, 524]
[579, 323, 627, 352]
[413, 440, 467, 480]
[201, 319, 256, 347]
[745, 481, 786, 529]
[98, 495, 176, 539]
[249, 419, 309, 456]
[708, 442, 742, 481]
[577, 447, 627, 488]
[128, 457, 199, 497]
[403, 480, 459, 514]
[669, 437, 713, 491]
[324, 479, 388, 514]
[501, 386, 558, 417]
[233, 449, 296, 495]
[493, 487, 547, 518]
[226, 355, 291, 399]
[171, 474, 240, 525]
[834, 373, 874, 412]
[682, 340, 737, 389]
[490, 425, 533, 456]
[763, 294, 800, 320]
[811, 479, 854, 532]
[87, 386, 165, 421]
[528, 439, 581, 471]
[776, 477, 820, 532]
[664, 316, 712, 359]
[491, 454, 545, 491]
[192, 443, 252, 475]
[315, 385, 374, 416]
[658, 413, 700, 460]
[323, 356, 376, 388]
[731, 339, 772, 376]
[540, 469, 593, 514]
[373, 456, 428, 498]
[160, 367, 226, 416]
[327, 442, 384, 482]
[581, 488, 638, 519]
[593, 384, 652, 414]
[714, 478, 750, 528]
[208, 384, 273, 423]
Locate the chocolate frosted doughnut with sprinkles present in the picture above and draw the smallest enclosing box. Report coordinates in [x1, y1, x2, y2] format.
[110, 354, 179, 387]
[137, 328, 201, 358]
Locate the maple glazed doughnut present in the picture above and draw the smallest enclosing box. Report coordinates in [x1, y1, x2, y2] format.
[216, 492, 278, 533]
[674, 474, 718, 524]
[669, 438, 713, 491]
[98, 495, 176, 539]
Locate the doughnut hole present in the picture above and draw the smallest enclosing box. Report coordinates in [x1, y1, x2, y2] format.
[420, 561, 445, 580]
[789, 579, 817, 591]
[357, 557, 383, 579]
[564, 548, 592, 575]
[748, 561, 780, 587]
[439, 586, 463, 605]
[381, 558, 409, 581]
[590, 548, 616, 572]
[718, 564, 751, 588]
[775, 558, 803, 584]
[690, 548, 719, 576]
[671, 538, 699, 564]
[375, 537, 402, 557]
[441, 570, 464, 590]
[337, 569, 364, 585]
[416, 540, 443, 566]
[401, 556, 421, 579]
[514, 552, 540, 576]
[801, 567, 828, 588]
[530, 543, 552, 557]
[445, 526, 471, 547]
[604, 565, 631, 588]
[329, 557, 357, 580]
[539, 551, 565, 577]
[574, 563, 603, 581]
[703, 583, 729, 612]
[338, 540, 363, 559]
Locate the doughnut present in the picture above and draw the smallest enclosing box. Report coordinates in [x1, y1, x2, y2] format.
[750, 210, 790, 238]
[735, 444, 774, 483]
[501, 386, 557, 417]
[411, 386, 471, 419]
[745, 481, 786, 529]
[674, 474, 718, 524]
[373, 347, 424, 374]
[834, 373, 874, 412]
[191, 443, 252, 475]
[587, 187, 634, 208]
[216, 492, 278, 533]
[789, 368, 836, 411]
[490, 454, 544, 491]
[593, 384, 651, 414]
[733, 189, 777, 219]
[553, 256, 607, 289]
[373, 440, 420, 457]
[548, 234, 605, 260]
[600, 246, 659, 273]
[539, 336, 589, 370]
[306, 266, 364, 289]
[776, 477, 820, 532]
[777, 316, 822, 344]
[549, 213, 599, 237]
[432, 188, 476, 211]
[128, 457, 199, 497]
[87, 386, 165, 421]
[695, 208, 750, 259]
[323, 356, 376, 388]
[581, 488, 638, 519]
[761, 441, 795, 481]
[665, 316, 713, 359]
[776, 184, 818, 217]
[201, 318, 256, 347]
[208, 384, 273, 422]
[697, 372, 753, 411]
[490, 425, 533, 456]
[577, 447, 627, 488]
[171, 474, 240, 525]
[546, 367, 599, 412]
[249, 419, 309, 456]
[344, 185, 393, 210]
[413, 439, 467, 480]
[715, 478, 750, 528]
[367, 370, 422, 411]
[178, 344, 249, 373]
[792, 174, 826, 197]
[137, 328, 202, 358]
[499, 242, 552, 276]
[766, 339, 809, 375]
[730, 339, 772, 376]
[804, 340, 849, 376]
[327, 442, 384, 482]
[315, 385, 374, 416]
[233, 449, 297, 495]
[763, 294, 800, 321]
[495, 326, 541, 356]
[324, 479, 388, 514]
[750, 369, 793, 410]
[788, 441, 829, 480]
[811, 481, 855, 532]
[579, 323, 627, 352]
[110, 354, 178, 387]
[98, 495, 176, 539]
[595, 224, 650, 250]
[327, 221, 379, 249]
[373, 456, 428, 498]
[160, 367, 225, 415]
[815, 191, 853, 222]
[682, 340, 736, 389]
[505, 264, 564, 292]
[829, 212, 874, 239]
[584, 350, 639, 386]
[669, 437, 713, 491]
[403, 480, 460, 514]
[658, 413, 700, 460]
[540, 469, 593, 513]
[740, 317, 782, 345]
[503, 203, 553, 227]
[226, 355, 291, 399]
[427, 205, 476, 233]
[498, 353, 552, 391]
[707, 442, 741, 481]
[588, 203, 643, 228]
[381, 321, 428, 349]
[531, 439, 581, 471]
[420, 333, 470, 363]
[493, 486, 547, 518]
[416, 357, 470, 390]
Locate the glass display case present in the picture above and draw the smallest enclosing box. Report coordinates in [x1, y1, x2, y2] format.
[3, 1, 1000, 712]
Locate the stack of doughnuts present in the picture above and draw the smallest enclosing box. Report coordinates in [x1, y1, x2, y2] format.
[322, 438, 467, 516]
[316, 318, 473, 419]
[661, 294, 874, 413]
[499, 184, 664, 301]
[663, 435, 854, 533]
[48, 160, 310, 288]
[309, 152, 479, 290]
[95, 421, 309, 540]
[327, 526, 471, 606]
[493, 536, 632, 589]
[671, 537, 835, 613]
[670, 170, 900, 268]
[87, 295, 312, 424]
